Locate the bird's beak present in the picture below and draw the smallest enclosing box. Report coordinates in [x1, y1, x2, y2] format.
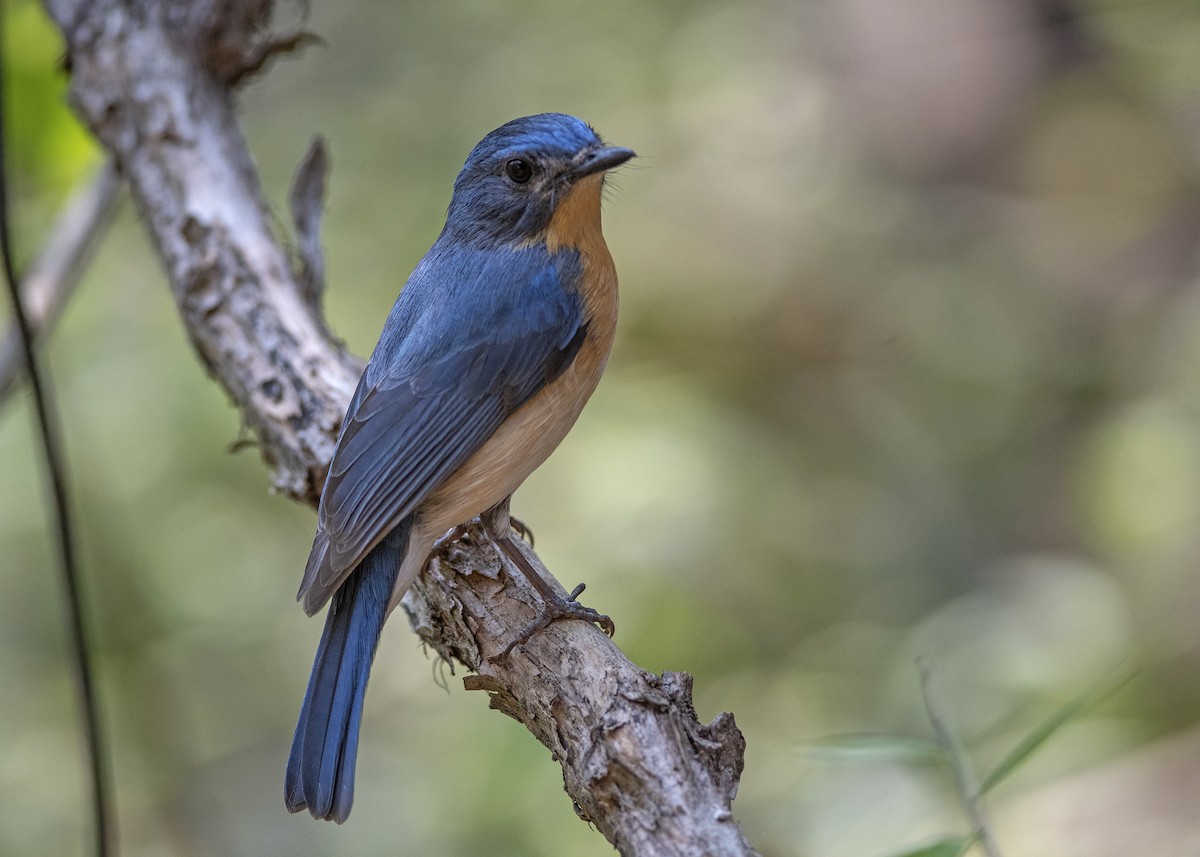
[569, 145, 636, 181]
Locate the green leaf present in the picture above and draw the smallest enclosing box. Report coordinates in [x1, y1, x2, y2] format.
[886, 835, 973, 857]
[977, 664, 1136, 796]
[807, 733, 945, 765]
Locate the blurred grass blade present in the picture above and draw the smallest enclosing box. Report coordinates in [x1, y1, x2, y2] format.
[977, 664, 1136, 797]
[808, 733, 944, 765]
[887, 835, 974, 857]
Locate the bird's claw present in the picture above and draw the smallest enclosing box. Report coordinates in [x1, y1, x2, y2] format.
[563, 583, 615, 636]
[492, 584, 615, 660]
[509, 516, 535, 546]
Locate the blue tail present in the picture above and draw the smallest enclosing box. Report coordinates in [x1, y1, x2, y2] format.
[285, 519, 411, 822]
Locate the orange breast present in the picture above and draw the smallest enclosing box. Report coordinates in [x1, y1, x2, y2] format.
[418, 173, 619, 536]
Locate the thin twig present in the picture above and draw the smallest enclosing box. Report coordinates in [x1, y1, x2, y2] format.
[287, 136, 327, 308]
[0, 159, 121, 405]
[918, 657, 1003, 857]
[0, 34, 115, 857]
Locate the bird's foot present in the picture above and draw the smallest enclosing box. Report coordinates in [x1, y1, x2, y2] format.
[480, 498, 534, 546]
[493, 582, 615, 660]
[509, 516, 535, 547]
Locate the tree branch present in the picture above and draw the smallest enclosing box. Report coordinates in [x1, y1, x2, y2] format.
[0, 160, 120, 406]
[409, 528, 755, 855]
[44, 1, 758, 853]
[48, 0, 358, 502]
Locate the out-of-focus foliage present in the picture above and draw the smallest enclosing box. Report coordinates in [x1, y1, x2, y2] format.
[3, 0, 97, 249]
[3, 0, 1200, 855]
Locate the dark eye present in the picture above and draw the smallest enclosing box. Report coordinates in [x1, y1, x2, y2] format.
[505, 158, 533, 184]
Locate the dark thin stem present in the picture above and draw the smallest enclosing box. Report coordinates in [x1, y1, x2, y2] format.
[0, 160, 120, 406]
[0, 12, 114, 857]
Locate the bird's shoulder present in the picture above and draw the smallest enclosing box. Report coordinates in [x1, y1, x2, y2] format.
[362, 240, 586, 392]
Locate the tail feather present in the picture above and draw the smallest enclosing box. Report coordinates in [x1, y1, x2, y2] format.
[285, 519, 411, 822]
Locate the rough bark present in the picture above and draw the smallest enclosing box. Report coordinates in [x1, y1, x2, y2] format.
[411, 529, 754, 856]
[47, 0, 357, 501]
[43, 1, 759, 854]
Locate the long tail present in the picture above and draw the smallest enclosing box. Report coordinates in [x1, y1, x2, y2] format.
[285, 519, 412, 822]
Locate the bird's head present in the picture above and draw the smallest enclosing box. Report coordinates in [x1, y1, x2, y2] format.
[444, 113, 634, 249]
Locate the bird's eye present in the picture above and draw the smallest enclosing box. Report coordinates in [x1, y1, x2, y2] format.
[505, 158, 533, 184]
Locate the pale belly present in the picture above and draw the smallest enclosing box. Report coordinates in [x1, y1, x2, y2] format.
[420, 340, 609, 535]
[384, 334, 613, 615]
[388, 182, 620, 610]
[420, 225, 619, 537]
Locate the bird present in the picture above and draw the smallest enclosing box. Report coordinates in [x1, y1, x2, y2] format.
[285, 113, 633, 823]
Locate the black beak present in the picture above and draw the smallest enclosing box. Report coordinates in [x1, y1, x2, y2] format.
[569, 145, 636, 181]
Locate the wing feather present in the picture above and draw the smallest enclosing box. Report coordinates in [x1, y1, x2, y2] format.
[297, 244, 585, 613]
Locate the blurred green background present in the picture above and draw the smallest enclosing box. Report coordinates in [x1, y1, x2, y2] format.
[3, 0, 1200, 855]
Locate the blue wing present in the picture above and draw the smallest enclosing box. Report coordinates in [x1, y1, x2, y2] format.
[297, 242, 586, 614]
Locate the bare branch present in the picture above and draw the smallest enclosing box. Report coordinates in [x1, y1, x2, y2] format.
[0, 160, 121, 406]
[410, 527, 757, 856]
[44, 1, 759, 853]
[288, 136, 328, 308]
[48, 0, 358, 501]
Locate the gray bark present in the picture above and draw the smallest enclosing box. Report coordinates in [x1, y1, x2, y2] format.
[44, 1, 759, 854]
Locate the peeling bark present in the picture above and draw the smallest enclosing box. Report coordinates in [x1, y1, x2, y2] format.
[410, 528, 757, 855]
[48, 0, 354, 500]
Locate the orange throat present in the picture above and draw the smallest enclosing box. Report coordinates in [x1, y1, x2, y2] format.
[545, 173, 606, 255]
